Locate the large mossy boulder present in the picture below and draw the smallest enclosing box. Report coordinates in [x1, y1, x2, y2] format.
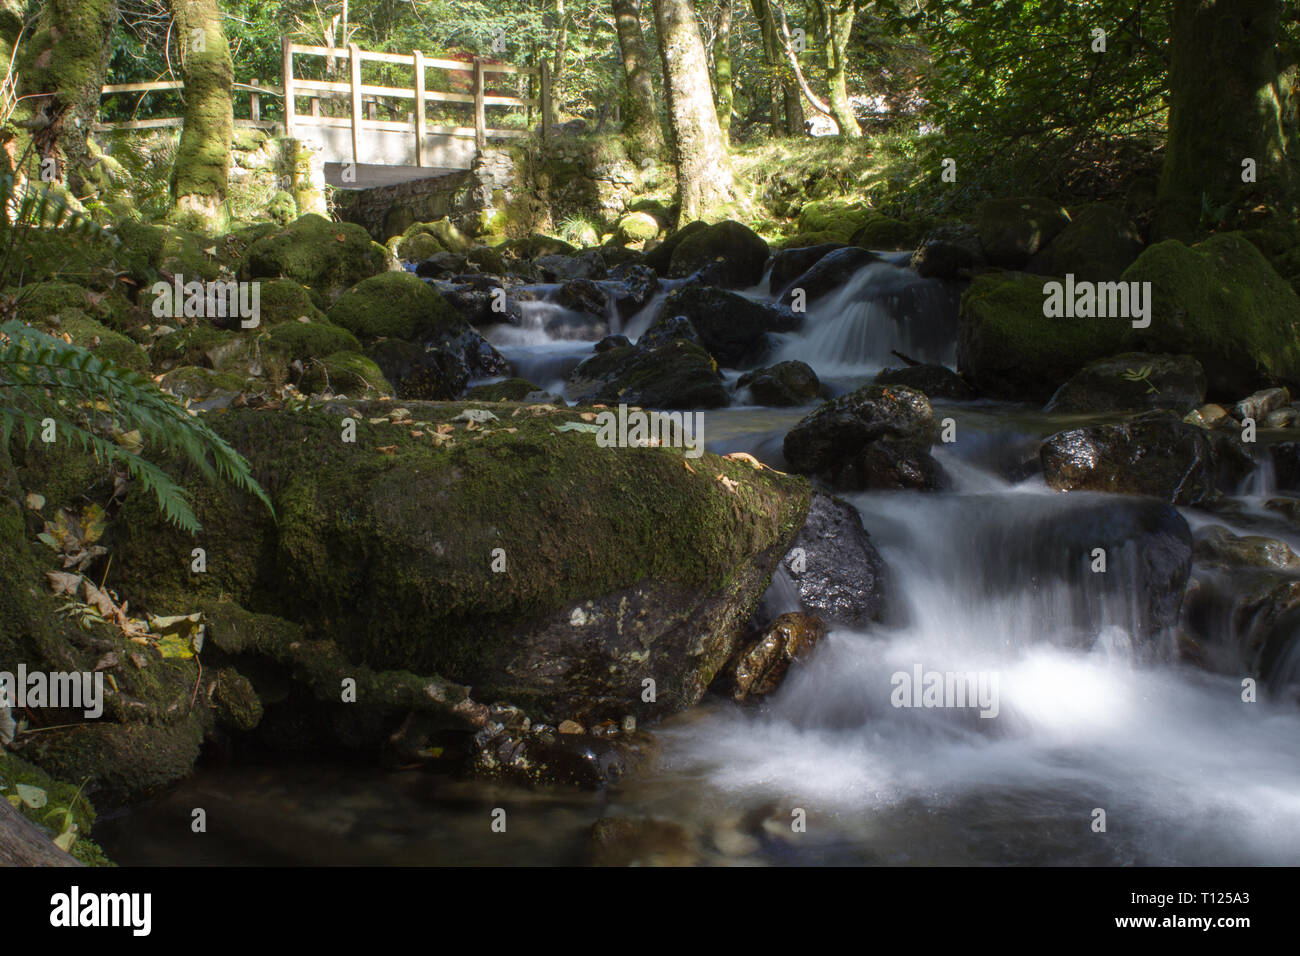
[265, 318, 361, 361]
[737, 361, 821, 406]
[244, 214, 386, 305]
[975, 197, 1070, 268]
[567, 339, 729, 409]
[47, 312, 149, 373]
[796, 200, 873, 242]
[658, 284, 799, 367]
[667, 220, 770, 288]
[778, 247, 881, 306]
[958, 271, 1129, 401]
[1045, 353, 1206, 415]
[299, 351, 394, 398]
[256, 278, 328, 325]
[769, 242, 847, 293]
[1121, 233, 1300, 398]
[108, 405, 811, 723]
[327, 270, 464, 343]
[783, 384, 941, 490]
[850, 214, 920, 250]
[1029, 202, 1143, 281]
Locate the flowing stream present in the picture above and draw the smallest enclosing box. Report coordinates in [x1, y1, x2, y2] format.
[96, 259, 1300, 866]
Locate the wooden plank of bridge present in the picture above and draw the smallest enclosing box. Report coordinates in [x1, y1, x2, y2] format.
[349, 42, 363, 165]
[473, 58, 486, 150]
[413, 50, 426, 167]
[282, 36, 296, 137]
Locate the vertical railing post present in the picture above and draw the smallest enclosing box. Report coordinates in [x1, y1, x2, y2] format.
[349, 42, 363, 166]
[473, 57, 486, 150]
[281, 36, 295, 137]
[250, 78, 260, 123]
[539, 60, 552, 142]
[413, 50, 426, 167]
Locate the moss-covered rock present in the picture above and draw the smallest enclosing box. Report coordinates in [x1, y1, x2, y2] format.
[46, 312, 150, 373]
[957, 271, 1129, 401]
[114, 220, 221, 282]
[10, 280, 133, 331]
[796, 199, 872, 241]
[976, 197, 1070, 267]
[265, 319, 360, 361]
[668, 220, 770, 288]
[1031, 202, 1143, 281]
[244, 214, 386, 305]
[326, 271, 464, 343]
[300, 351, 394, 398]
[567, 340, 730, 408]
[108, 404, 811, 723]
[462, 377, 542, 402]
[157, 365, 249, 401]
[850, 214, 920, 250]
[1122, 233, 1300, 398]
[616, 212, 662, 245]
[256, 278, 327, 325]
[267, 190, 297, 226]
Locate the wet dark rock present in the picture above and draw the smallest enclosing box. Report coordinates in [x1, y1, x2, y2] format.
[667, 220, 770, 288]
[567, 339, 728, 409]
[1181, 568, 1300, 685]
[1027, 202, 1143, 281]
[536, 250, 606, 282]
[909, 223, 985, 279]
[769, 242, 848, 294]
[438, 278, 524, 327]
[738, 360, 821, 406]
[781, 493, 887, 627]
[366, 340, 468, 399]
[1233, 387, 1291, 422]
[414, 252, 469, 279]
[659, 284, 799, 368]
[1040, 413, 1217, 505]
[717, 612, 827, 701]
[778, 247, 881, 306]
[596, 333, 631, 352]
[608, 263, 660, 320]
[587, 817, 698, 866]
[1193, 525, 1300, 570]
[1046, 353, 1207, 415]
[783, 384, 940, 491]
[472, 726, 659, 788]
[875, 364, 975, 401]
[643, 220, 708, 275]
[638, 313, 701, 351]
[437, 325, 511, 379]
[556, 277, 608, 317]
[1271, 443, 1300, 492]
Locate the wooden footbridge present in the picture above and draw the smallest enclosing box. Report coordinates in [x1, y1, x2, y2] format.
[97, 37, 553, 189]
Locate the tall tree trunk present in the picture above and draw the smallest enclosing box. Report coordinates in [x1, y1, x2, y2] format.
[712, 0, 733, 146]
[15, 0, 118, 194]
[750, 0, 801, 135]
[612, 0, 666, 159]
[1158, 0, 1294, 239]
[169, 0, 234, 231]
[554, 0, 570, 79]
[652, 0, 733, 221]
[825, 0, 860, 137]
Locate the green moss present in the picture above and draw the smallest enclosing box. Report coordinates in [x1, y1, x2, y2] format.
[467, 245, 505, 274]
[0, 751, 111, 866]
[852, 213, 919, 249]
[46, 311, 150, 373]
[771, 232, 844, 250]
[958, 271, 1128, 401]
[326, 271, 463, 343]
[265, 319, 360, 361]
[397, 231, 444, 261]
[462, 378, 541, 401]
[256, 278, 327, 326]
[244, 214, 385, 305]
[10, 280, 130, 331]
[301, 351, 394, 397]
[1123, 233, 1300, 398]
[114, 220, 221, 282]
[796, 199, 872, 241]
[267, 190, 297, 226]
[157, 365, 249, 401]
[151, 325, 237, 370]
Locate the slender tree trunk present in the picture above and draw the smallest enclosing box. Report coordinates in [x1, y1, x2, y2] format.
[169, 0, 234, 230]
[712, 0, 733, 146]
[554, 0, 570, 79]
[652, 0, 733, 221]
[1157, 0, 1294, 239]
[612, 0, 666, 159]
[750, 0, 801, 136]
[825, 0, 860, 137]
[15, 0, 118, 194]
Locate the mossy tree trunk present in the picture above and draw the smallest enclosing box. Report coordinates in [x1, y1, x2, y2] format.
[1158, 0, 1296, 239]
[0, 0, 24, 179]
[14, 0, 118, 194]
[712, 0, 733, 146]
[652, 0, 734, 221]
[168, 0, 234, 231]
[611, 0, 666, 160]
[750, 0, 803, 136]
[821, 0, 860, 138]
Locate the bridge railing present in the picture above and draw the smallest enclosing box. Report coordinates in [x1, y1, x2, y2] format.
[96, 36, 552, 170]
[282, 39, 552, 167]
